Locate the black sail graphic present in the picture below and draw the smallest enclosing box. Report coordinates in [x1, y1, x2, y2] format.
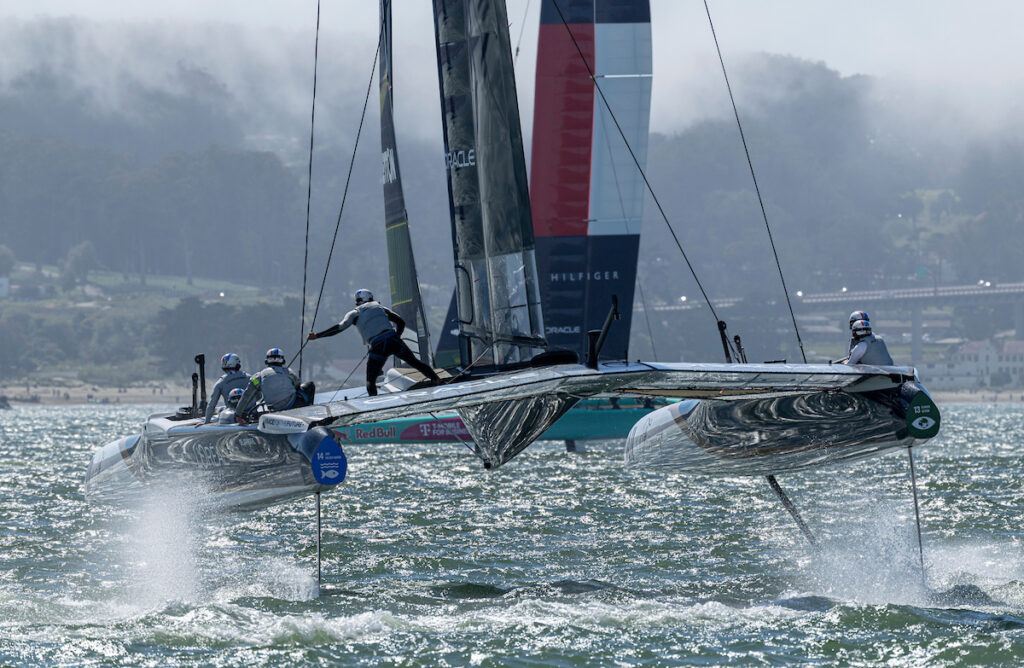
[380, 0, 432, 365]
[431, 0, 546, 369]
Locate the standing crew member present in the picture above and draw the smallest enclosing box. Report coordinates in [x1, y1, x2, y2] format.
[843, 319, 894, 365]
[307, 289, 440, 396]
[204, 352, 249, 423]
[235, 348, 313, 422]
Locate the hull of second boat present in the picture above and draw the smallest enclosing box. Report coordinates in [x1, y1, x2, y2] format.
[84, 423, 345, 511]
[623, 386, 938, 476]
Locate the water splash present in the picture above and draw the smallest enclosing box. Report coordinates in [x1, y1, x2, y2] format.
[116, 480, 206, 609]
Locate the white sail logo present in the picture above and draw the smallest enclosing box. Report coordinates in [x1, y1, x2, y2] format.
[911, 416, 935, 431]
[550, 270, 621, 282]
[382, 148, 398, 184]
[446, 148, 476, 170]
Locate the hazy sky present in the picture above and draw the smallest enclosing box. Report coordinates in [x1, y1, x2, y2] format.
[2, 0, 1022, 140]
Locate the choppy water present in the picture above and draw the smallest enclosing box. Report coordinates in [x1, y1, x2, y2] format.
[1, 404, 1023, 666]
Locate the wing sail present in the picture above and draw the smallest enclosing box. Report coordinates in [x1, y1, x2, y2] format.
[531, 0, 652, 361]
[431, 0, 547, 368]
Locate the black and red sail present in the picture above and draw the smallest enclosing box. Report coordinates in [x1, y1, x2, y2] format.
[530, 0, 652, 361]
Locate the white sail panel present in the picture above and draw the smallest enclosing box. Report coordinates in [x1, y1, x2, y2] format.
[588, 21, 652, 236]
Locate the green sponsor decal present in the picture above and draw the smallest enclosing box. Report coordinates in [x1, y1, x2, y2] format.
[906, 391, 940, 439]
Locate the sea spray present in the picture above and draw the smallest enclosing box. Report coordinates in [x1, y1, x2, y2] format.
[117, 478, 207, 609]
[802, 500, 932, 605]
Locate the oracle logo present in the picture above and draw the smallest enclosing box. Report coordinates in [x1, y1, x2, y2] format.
[445, 148, 476, 170]
[381, 148, 398, 184]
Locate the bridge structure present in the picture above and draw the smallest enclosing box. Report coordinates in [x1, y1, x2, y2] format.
[646, 281, 1024, 365]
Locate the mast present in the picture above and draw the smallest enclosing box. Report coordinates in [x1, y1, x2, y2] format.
[530, 0, 652, 362]
[431, 0, 547, 369]
[379, 0, 433, 365]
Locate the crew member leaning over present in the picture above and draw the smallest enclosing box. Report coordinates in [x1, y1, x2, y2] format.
[306, 289, 440, 396]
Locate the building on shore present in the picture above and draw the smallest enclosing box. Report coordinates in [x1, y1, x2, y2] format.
[919, 340, 1024, 389]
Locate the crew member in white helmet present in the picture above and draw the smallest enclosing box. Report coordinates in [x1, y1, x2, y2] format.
[234, 348, 313, 422]
[204, 352, 249, 423]
[307, 289, 440, 396]
[843, 319, 894, 366]
[845, 310, 869, 357]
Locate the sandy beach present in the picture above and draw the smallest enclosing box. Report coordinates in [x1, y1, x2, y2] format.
[0, 379, 195, 407]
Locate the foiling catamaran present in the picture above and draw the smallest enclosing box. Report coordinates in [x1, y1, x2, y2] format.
[86, 0, 940, 542]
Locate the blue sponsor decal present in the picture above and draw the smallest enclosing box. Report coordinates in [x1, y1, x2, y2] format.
[311, 436, 347, 485]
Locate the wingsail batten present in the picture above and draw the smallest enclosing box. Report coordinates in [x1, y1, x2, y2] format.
[531, 0, 651, 362]
[432, 0, 546, 368]
[380, 0, 432, 363]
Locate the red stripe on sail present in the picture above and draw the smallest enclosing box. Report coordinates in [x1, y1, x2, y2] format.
[530, 22, 595, 238]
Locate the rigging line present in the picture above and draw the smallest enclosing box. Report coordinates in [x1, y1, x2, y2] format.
[636, 281, 658, 361]
[290, 7, 386, 370]
[445, 345, 492, 385]
[326, 351, 369, 403]
[702, 0, 807, 363]
[299, 0, 322, 378]
[513, 0, 532, 64]
[428, 411, 482, 460]
[597, 103, 658, 360]
[549, 0, 721, 325]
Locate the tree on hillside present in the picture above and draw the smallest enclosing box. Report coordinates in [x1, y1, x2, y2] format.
[60, 241, 100, 289]
[0, 245, 14, 277]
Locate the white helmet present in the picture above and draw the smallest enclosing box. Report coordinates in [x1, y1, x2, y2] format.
[851, 319, 872, 339]
[265, 347, 286, 366]
[220, 352, 241, 371]
[355, 289, 374, 305]
[848, 311, 869, 329]
[227, 387, 244, 407]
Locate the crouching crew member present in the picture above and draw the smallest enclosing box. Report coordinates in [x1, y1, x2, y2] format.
[204, 352, 249, 423]
[235, 348, 314, 423]
[843, 319, 894, 366]
[216, 388, 245, 424]
[306, 289, 440, 396]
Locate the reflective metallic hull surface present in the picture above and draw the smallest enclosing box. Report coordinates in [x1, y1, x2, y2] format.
[458, 394, 580, 467]
[624, 385, 938, 475]
[278, 361, 919, 469]
[84, 422, 342, 510]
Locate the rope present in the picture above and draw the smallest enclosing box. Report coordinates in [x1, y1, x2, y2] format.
[636, 281, 658, 361]
[429, 411, 482, 460]
[597, 97, 657, 361]
[288, 9, 386, 370]
[325, 351, 369, 403]
[703, 0, 807, 363]
[444, 345, 493, 385]
[513, 0, 532, 64]
[549, 0, 721, 325]
[299, 0, 322, 377]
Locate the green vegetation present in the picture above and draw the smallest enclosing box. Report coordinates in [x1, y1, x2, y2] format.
[2, 35, 1023, 374]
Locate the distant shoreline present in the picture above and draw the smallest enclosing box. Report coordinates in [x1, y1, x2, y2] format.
[1, 383, 1022, 408]
[0, 381, 193, 407]
[930, 390, 1024, 404]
